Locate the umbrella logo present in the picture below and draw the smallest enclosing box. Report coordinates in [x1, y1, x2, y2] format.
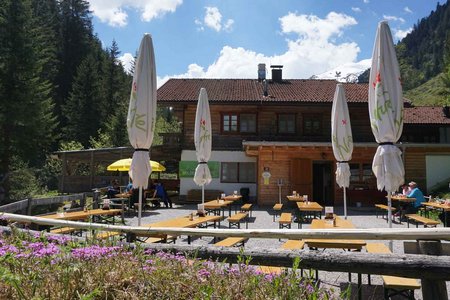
[199, 118, 210, 145]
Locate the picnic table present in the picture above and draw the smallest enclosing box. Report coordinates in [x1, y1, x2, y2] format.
[203, 199, 233, 216]
[141, 214, 223, 244]
[286, 195, 305, 202]
[305, 217, 366, 250]
[296, 201, 323, 227]
[41, 208, 122, 223]
[422, 201, 450, 226]
[388, 195, 416, 221]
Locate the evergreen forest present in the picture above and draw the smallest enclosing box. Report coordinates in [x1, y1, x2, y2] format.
[0, 0, 179, 203]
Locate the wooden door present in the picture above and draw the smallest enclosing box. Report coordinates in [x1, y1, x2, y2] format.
[290, 159, 313, 197]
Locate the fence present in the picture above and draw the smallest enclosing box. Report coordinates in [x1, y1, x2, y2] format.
[0, 193, 87, 215]
[1, 212, 450, 299]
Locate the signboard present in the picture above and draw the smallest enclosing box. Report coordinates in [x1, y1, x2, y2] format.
[179, 161, 220, 178]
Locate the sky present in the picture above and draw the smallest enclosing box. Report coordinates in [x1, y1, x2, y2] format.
[88, 0, 446, 86]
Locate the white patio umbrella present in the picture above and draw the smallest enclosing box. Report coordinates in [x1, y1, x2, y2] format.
[127, 34, 157, 226]
[368, 21, 404, 237]
[331, 84, 353, 219]
[193, 88, 212, 208]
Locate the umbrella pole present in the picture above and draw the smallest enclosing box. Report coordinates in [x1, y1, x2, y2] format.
[387, 193, 393, 251]
[202, 185, 205, 205]
[343, 187, 347, 220]
[138, 187, 142, 226]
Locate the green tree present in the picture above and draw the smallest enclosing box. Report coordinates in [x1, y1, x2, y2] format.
[62, 54, 104, 147]
[0, 0, 57, 202]
[55, 0, 93, 132]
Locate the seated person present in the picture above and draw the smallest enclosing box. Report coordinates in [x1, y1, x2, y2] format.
[106, 179, 120, 198]
[125, 181, 133, 194]
[153, 180, 172, 208]
[406, 181, 425, 214]
[145, 188, 160, 208]
[401, 184, 411, 196]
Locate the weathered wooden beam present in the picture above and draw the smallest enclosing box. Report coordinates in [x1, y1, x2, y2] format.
[134, 243, 450, 281]
[3, 213, 450, 241]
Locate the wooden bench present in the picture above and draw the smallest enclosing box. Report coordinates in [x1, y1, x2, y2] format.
[281, 240, 305, 250]
[227, 212, 249, 229]
[405, 214, 440, 228]
[272, 203, 283, 222]
[50, 227, 82, 236]
[144, 235, 176, 244]
[240, 204, 253, 217]
[366, 243, 421, 299]
[214, 237, 248, 247]
[96, 231, 121, 240]
[279, 213, 292, 229]
[375, 204, 397, 222]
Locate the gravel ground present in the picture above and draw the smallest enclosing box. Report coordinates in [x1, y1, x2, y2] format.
[121, 202, 449, 300]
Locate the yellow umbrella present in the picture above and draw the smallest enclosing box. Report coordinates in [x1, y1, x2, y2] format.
[107, 158, 166, 172]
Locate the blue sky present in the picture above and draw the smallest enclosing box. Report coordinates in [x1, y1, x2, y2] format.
[89, 0, 445, 85]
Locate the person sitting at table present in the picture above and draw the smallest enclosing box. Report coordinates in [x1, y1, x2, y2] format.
[406, 181, 425, 214]
[153, 180, 172, 208]
[401, 184, 411, 196]
[106, 179, 120, 198]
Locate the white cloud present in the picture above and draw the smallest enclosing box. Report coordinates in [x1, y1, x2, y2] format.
[88, 0, 183, 27]
[279, 12, 357, 41]
[394, 27, 412, 40]
[404, 6, 413, 14]
[363, 0, 369, 3]
[351, 7, 361, 13]
[161, 12, 360, 86]
[383, 15, 405, 23]
[118, 53, 134, 73]
[196, 6, 234, 32]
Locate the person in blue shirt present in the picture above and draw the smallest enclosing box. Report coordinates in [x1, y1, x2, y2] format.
[407, 181, 425, 212]
[152, 180, 172, 208]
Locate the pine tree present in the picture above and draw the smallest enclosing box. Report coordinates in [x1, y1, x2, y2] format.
[0, 0, 56, 202]
[62, 54, 102, 147]
[55, 0, 92, 132]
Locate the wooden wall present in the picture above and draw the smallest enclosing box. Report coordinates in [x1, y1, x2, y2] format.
[174, 102, 376, 152]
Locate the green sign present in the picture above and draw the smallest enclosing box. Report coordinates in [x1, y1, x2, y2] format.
[179, 161, 220, 178]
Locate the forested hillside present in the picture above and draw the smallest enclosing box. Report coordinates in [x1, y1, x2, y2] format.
[358, 1, 450, 106]
[397, 1, 450, 91]
[0, 0, 178, 203]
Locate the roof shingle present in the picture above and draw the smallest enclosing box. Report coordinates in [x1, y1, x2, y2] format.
[158, 78, 450, 124]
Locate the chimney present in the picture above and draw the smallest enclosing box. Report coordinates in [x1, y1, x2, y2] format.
[444, 106, 450, 118]
[271, 65, 283, 83]
[263, 79, 268, 97]
[258, 63, 266, 81]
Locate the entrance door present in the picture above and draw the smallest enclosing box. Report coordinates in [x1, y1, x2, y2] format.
[290, 159, 312, 197]
[313, 161, 334, 206]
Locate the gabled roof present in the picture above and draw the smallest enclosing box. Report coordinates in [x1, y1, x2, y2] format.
[158, 78, 368, 103]
[158, 78, 450, 124]
[404, 106, 450, 124]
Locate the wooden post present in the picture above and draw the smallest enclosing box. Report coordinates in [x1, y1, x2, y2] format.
[418, 240, 448, 300]
[26, 197, 33, 215]
[80, 193, 86, 208]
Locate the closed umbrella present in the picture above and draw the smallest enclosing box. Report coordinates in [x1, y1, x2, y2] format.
[193, 88, 212, 209]
[368, 21, 404, 237]
[107, 158, 166, 172]
[127, 34, 157, 226]
[331, 84, 353, 219]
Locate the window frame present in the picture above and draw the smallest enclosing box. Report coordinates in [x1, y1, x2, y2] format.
[220, 112, 257, 134]
[220, 162, 256, 183]
[303, 114, 322, 136]
[277, 113, 297, 134]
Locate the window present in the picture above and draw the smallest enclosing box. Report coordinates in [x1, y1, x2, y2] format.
[221, 113, 257, 133]
[223, 114, 238, 132]
[303, 115, 321, 135]
[349, 163, 376, 189]
[278, 114, 296, 134]
[221, 162, 256, 183]
[240, 114, 256, 133]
